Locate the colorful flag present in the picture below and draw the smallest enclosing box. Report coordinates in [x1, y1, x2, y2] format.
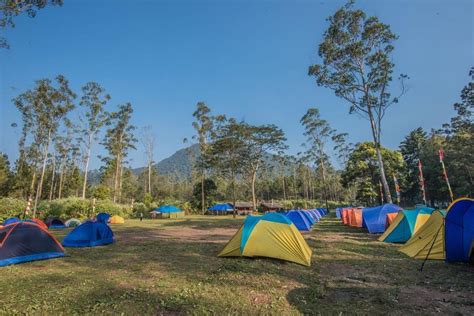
[418, 160, 427, 205]
[393, 174, 401, 204]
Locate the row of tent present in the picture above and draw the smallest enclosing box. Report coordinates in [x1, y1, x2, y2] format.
[337, 198, 474, 263]
[218, 208, 328, 266]
[0, 212, 119, 267]
[2, 215, 125, 229]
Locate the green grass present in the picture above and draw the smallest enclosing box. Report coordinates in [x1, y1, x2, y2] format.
[1, 214, 473, 315]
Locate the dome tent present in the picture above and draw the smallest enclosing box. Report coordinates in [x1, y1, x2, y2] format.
[65, 218, 81, 228]
[0, 222, 65, 266]
[45, 217, 66, 229]
[62, 220, 114, 247]
[96, 213, 110, 223]
[3, 217, 20, 225]
[284, 210, 312, 231]
[218, 213, 312, 266]
[25, 218, 48, 230]
[109, 215, 125, 224]
[362, 204, 402, 233]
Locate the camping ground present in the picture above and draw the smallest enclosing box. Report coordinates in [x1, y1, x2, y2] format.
[1, 214, 473, 315]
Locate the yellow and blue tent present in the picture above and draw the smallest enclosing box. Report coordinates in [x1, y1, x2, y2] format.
[378, 205, 435, 243]
[400, 198, 474, 262]
[218, 213, 312, 266]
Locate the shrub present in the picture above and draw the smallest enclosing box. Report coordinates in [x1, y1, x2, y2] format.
[0, 198, 27, 222]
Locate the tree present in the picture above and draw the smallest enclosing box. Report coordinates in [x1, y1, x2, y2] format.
[342, 142, 406, 205]
[243, 124, 287, 212]
[308, 2, 407, 203]
[102, 103, 136, 203]
[191, 102, 214, 214]
[0, 0, 63, 49]
[399, 127, 427, 203]
[211, 117, 249, 217]
[78, 82, 110, 199]
[192, 178, 217, 211]
[0, 153, 12, 196]
[12, 75, 75, 216]
[301, 108, 335, 210]
[140, 125, 156, 196]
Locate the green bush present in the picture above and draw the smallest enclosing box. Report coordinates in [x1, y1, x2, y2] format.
[35, 198, 133, 219]
[0, 198, 27, 222]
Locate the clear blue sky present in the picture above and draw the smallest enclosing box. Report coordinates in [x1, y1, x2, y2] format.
[1, 0, 472, 169]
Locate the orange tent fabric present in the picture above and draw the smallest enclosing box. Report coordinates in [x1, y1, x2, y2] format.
[342, 208, 351, 225]
[349, 208, 364, 227]
[31, 218, 48, 230]
[385, 213, 398, 229]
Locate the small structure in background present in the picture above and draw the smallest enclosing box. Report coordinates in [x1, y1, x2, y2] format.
[208, 203, 234, 215]
[228, 202, 253, 215]
[260, 201, 284, 213]
[152, 205, 185, 219]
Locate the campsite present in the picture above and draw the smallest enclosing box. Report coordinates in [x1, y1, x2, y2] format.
[0, 0, 473, 315]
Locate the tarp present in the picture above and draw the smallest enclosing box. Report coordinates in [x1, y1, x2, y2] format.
[445, 198, 474, 262]
[362, 204, 403, 233]
[284, 210, 312, 231]
[155, 205, 183, 213]
[218, 213, 312, 266]
[109, 215, 125, 224]
[0, 222, 65, 266]
[62, 220, 114, 247]
[208, 204, 233, 212]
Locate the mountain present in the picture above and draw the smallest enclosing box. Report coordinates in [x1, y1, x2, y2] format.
[131, 144, 284, 179]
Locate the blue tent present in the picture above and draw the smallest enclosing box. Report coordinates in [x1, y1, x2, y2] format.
[445, 198, 474, 262]
[155, 205, 182, 213]
[208, 204, 233, 212]
[0, 222, 64, 266]
[96, 213, 110, 223]
[46, 217, 66, 229]
[307, 210, 320, 222]
[3, 217, 21, 225]
[318, 208, 328, 215]
[284, 210, 312, 231]
[362, 204, 403, 233]
[335, 208, 342, 219]
[301, 211, 316, 225]
[62, 220, 114, 247]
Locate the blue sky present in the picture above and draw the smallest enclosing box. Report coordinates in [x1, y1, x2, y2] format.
[1, 0, 472, 169]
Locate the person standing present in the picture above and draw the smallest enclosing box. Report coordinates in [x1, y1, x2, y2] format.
[139, 212, 143, 222]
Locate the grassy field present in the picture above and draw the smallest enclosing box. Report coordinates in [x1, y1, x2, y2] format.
[1, 214, 473, 315]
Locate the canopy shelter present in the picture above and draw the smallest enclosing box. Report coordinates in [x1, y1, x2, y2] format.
[45, 217, 66, 229]
[362, 204, 403, 234]
[154, 205, 184, 219]
[109, 215, 125, 224]
[400, 198, 474, 263]
[284, 210, 312, 231]
[260, 202, 284, 212]
[0, 222, 65, 267]
[379, 206, 435, 243]
[208, 203, 233, 215]
[62, 220, 114, 247]
[218, 213, 312, 266]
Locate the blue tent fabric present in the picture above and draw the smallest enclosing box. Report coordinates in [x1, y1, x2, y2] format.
[284, 210, 312, 231]
[208, 204, 233, 211]
[96, 213, 110, 223]
[241, 213, 293, 250]
[62, 220, 114, 247]
[46, 218, 66, 229]
[310, 210, 321, 221]
[3, 217, 20, 225]
[0, 222, 64, 267]
[301, 211, 316, 225]
[336, 208, 342, 219]
[362, 204, 403, 234]
[445, 199, 474, 263]
[155, 205, 182, 213]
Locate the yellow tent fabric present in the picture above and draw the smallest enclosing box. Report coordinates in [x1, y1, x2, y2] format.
[413, 213, 431, 233]
[218, 213, 312, 266]
[399, 211, 445, 260]
[378, 211, 404, 241]
[109, 215, 125, 224]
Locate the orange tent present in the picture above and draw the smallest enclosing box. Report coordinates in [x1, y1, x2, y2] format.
[385, 213, 398, 229]
[342, 208, 351, 225]
[349, 208, 364, 227]
[31, 218, 48, 230]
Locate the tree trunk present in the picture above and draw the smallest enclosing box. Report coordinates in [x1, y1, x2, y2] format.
[82, 134, 93, 199]
[201, 171, 205, 215]
[58, 157, 66, 199]
[113, 154, 120, 203]
[33, 129, 51, 217]
[251, 164, 259, 213]
[119, 165, 124, 203]
[49, 155, 56, 201]
[232, 175, 237, 219]
[148, 162, 152, 194]
[367, 106, 393, 204]
[282, 176, 286, 200]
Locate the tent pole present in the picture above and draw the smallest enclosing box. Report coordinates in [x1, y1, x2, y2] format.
[419, 223, 443, 272]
